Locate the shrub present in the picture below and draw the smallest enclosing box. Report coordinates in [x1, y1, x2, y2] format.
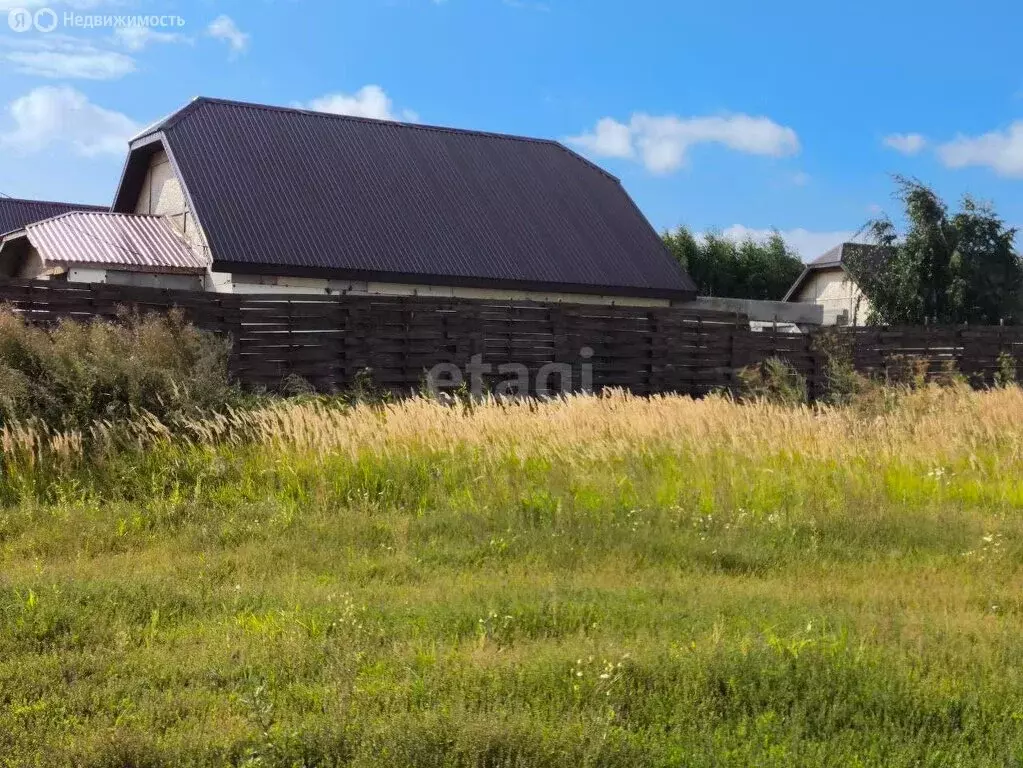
[737, 357, 808, 406]
[813, 330, 868, 406]
[995, 351, 1018, 388]
[0, 307, 235, 431]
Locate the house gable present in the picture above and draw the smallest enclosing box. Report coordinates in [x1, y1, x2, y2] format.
[114, 135, 211, 261]
[790, 265, 870, 326]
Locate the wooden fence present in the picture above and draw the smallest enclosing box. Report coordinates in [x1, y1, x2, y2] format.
[0, 279, 1020, 397]
[0, 280, 751, 396]
[836, 325, 1023, 385]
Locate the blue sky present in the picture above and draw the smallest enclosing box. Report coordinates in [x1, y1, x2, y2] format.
[2, 0, 1023, 258]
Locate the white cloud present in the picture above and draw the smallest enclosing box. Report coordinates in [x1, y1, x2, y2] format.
[883, 132, 927, 155]
[1, 35, 135, 80]
[305, 85, 419, 123]
[113, 27, 190, 52]
[567, 112, 799, 174]
[569, 117, 633, 159]
[0, 85, 138, 156]
[937, 122, 1023, 177]
[5, 49, 134, 79]
[790, 170, 811, 186]
[714, 225, 861, 260]
[207, 14, 249, 56]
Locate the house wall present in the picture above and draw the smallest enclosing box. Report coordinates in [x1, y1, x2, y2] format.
[6, 243, 66, 281]
[134, 149, 211, 261]
[212, 272, 673, 307]
[792, 267, 870, 326]
[66, 267, 204, 291]
[4, 242, 202, 289]
[15, 246, 45, 279]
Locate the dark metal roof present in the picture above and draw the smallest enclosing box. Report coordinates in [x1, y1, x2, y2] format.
[0, 197, 107, 237]
[809, 243, 846, 268]
[115, 97, 696, 299]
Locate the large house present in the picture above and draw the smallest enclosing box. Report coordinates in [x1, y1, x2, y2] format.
[0, 97, 697, 306]
[783, 242, 883, 326]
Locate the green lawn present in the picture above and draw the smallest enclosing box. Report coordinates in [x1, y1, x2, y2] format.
[2, 389, 1023, 766]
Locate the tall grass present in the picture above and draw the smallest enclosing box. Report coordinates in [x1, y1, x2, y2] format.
[3, 387, 1023, 765]
[0, 307, 234, 431]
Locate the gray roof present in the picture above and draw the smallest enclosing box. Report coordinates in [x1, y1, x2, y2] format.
[808, 242, 883, 268]
[808, 243, 846, 268]
[13, 212, 206, 274]
[0, 197, 107, 237]
[113, 97, 697, 299]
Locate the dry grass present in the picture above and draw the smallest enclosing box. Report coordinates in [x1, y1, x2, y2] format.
[2, 386, 1023, 766]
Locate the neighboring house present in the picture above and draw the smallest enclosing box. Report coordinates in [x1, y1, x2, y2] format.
[0, 197, 107, 238]
[71, 95, 695, 305]
[783, 243, 883, 326]
[0, 211, 206, 289]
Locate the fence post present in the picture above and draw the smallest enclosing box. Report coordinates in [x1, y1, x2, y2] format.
[401, 297, 412, 395]
[924, 324, 931, 381]
[957, 322, 965, 379]
[728, 318, 738, 395]
[646, 309, 657, 395]
[809, 331, 822, 402]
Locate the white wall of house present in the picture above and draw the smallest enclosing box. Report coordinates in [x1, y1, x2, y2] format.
[211, 272, 672, 306]
[68, 268, 204, 291]
[791, 267, 870, 326]
[134, 149, 212, 260]
[10, 255, 204, 290]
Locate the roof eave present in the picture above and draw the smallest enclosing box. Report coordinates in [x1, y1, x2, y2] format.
[215, 260, 696, 301]
[45, 260, 205, 276]
[0, 227, 29, 242]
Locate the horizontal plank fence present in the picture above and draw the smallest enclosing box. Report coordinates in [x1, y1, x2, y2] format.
[0, 280, 747, 396]
[833, 325, 1023, 386]
[1, 279, 1021, 397]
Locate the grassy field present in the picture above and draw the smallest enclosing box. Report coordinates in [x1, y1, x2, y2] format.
[2, 387, 1023, 766]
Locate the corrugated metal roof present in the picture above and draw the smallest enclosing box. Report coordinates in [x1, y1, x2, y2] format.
[120, 97, 696, 299]
[0, 197, 107, 237]
[25, 212, 207, 274]
[809, 243, 846, 268]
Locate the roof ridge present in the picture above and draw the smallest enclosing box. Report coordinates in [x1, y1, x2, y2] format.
[0, 196, 106, 209]
[23, 210, 166, 231]
[130, 97, 205, 142]
[189, 95, 559, 145]
[171, 96, 619, 182]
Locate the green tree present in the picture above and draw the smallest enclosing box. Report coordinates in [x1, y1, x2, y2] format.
[663, 226, 804, 300]
[846, 177, 1023, 325]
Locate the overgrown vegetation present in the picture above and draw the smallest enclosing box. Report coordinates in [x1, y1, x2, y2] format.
[0, 307, 235, 431]
[662, 226, 805, 300]
[846, 176, 1023, 325]
[737, 356, 809, 405]
[4, 385, 1023, 765]
[4, 311, 1023, 765]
